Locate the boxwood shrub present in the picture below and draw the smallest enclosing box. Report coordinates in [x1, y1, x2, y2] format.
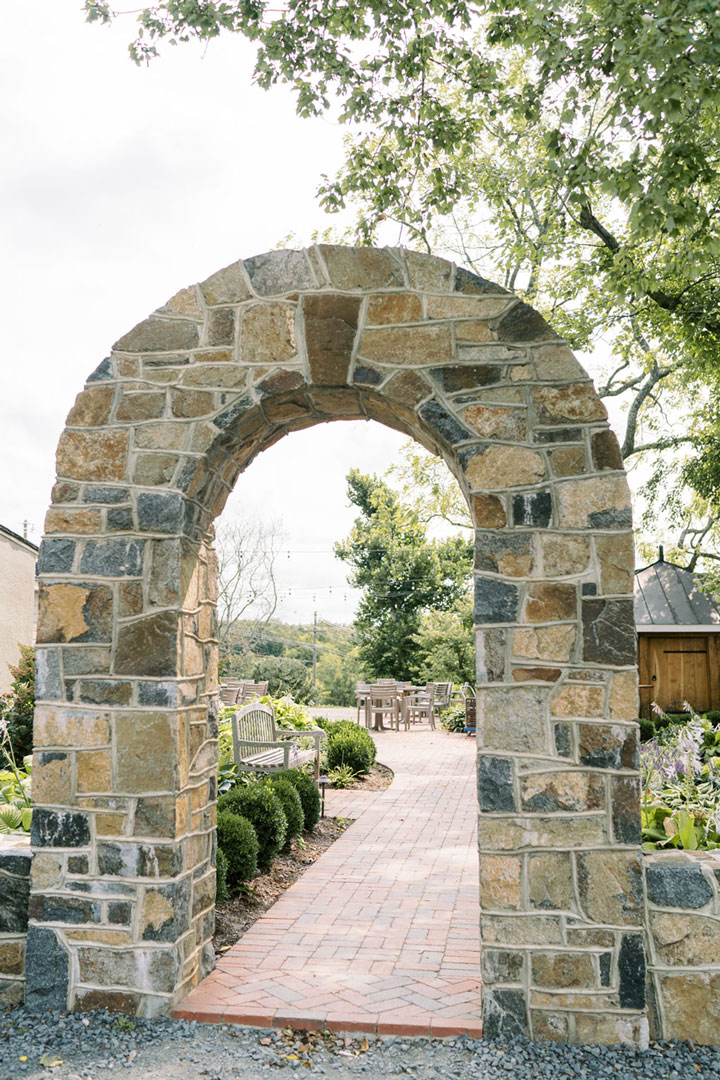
[327, 731, 375, 776]
[284, 768, 321, 831]
[267, 777, 304, 848]
[216, 810, 258, 888]
[218, 784, 287, 870]
[215, 845, 230, 901]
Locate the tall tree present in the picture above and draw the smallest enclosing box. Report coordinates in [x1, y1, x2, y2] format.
[335, 468, 471, 679]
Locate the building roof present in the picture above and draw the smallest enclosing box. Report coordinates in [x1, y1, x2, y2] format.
[634, 554, 720, 628]
[0, 523, 39, 555]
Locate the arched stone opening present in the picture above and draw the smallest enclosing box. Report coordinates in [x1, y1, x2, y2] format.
[29, 245, 643, 1043]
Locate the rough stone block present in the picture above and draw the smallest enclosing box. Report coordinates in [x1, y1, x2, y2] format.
[115, 712, 177, 794]
[359, 323, 451, 367]
[24, 927, 69, 1011]
[541, 535, 590, 577]
[531, 951, 595, 989]
[418, 401, 472, 445]
[367, 293, 423, 324]
[244, 249, 315, 295]
[532, 384, 607, 424]
[512, 491, 553, 528]
[480, 854, 521, 910]
[521, 770, 604, 813]
[205, 308, 235, 347]
[476, 628, 507, 682]
[611, 775, 641, 845]
[550, 684, 604, 718]
[483, 988, 528, 1039]
[478, 686, 550, 755]
[618, 933, 646, 1008]
[79, 539, 144, 577]
[477, 756, 516, 811]
[549, 445, 586, 477]
[582, 599, 636, 665]
[592, 429, 624, 471]
[465, 445, 545, 490]
[66, 386, 115, 428]
[56, 430, 129, 484]
[114, 318, 199, 353]
[31, 809, 91, 849]
[318, 245, 403, 290]
[528, 852, 574, 911]
[577, 851, 644, 926]
[578, 723, 638, 770]
[471, 493, 507, 529]
[115, 612, 178, 678]
[475, 533, 533, 577]
[646, 860, 714, 909]
[596, 534, 636, 596]
[526, 584, 577, 623]
[199, 261, 251, 304]
[463, 404, 527, 440]
[474, 578, 519, 624]
[32, 752, 72, 806]
[557, 476, 632, 529]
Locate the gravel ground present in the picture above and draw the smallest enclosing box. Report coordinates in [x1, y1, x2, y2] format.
[2, 1008, 720, 1080]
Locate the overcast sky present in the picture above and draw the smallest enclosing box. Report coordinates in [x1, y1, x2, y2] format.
[1, 4, 632, 625]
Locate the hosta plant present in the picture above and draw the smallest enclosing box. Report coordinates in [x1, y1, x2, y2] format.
[0, 725, 32, 835]
[641, 705, 720, 851]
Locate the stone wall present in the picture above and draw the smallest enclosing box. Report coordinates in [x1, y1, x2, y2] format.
[645, 850, 720, 1042]
[32, 244, 645, 1039]
[0, 834, 31, 1006]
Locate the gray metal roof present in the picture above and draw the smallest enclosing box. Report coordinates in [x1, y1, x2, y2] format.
[634, 558, 720, 627]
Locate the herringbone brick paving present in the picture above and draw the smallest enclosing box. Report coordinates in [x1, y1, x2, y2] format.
[175, 725, 482, 1036]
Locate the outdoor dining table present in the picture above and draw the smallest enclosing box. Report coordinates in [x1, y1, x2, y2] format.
[361, 684, 421, 731]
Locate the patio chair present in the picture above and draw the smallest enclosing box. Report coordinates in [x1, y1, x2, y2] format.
[403, 688, 435, 730]
[355, 682, 371, 726]
[366, 683, 399, 731]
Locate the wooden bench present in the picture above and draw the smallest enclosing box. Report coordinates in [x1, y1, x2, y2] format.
[231, 702, 326, 780]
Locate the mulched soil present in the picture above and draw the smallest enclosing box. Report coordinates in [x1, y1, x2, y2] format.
[213, 763, 393, 954]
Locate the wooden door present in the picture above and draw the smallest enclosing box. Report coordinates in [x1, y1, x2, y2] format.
[646, 635, 711, 715]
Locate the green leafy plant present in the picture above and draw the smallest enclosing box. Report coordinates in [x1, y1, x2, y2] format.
[439, 702, 466, 733]
[0, 645, 35, 769]
[0, 719, 32, 835]
[325, 726, 376, 777]
[641, 705, 720, 851]
[216, 810, 259, 887]
[215, 845, 230, 902]
[283, 769, 321, 831]
[266, 777, 304, 849]
[328, 764, 358, 789]
[218, 784, 287, 870]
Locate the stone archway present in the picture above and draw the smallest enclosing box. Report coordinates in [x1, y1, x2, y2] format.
[30, 245, 644, 1043]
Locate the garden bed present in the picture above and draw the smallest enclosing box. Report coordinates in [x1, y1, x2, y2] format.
[213, 762, 393, 954]
[214, 816, 351, 953]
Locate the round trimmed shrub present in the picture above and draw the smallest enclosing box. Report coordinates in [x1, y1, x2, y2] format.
[267, 777, 304, 848]
[284, 769, 321, 831]
[323, 721, 376, 765]
[327, 731, 375, 777]
[215, 845, 230, 902]
[218, 784, 287, 870]
[216, 810, 259, 888]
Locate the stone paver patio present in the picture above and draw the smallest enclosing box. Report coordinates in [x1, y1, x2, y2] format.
[174, 726, 482, 1036]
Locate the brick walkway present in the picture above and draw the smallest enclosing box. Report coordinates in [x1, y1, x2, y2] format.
[175, 726, 482, 1037]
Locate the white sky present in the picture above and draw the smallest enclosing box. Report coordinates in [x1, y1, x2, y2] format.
[0, 4, 634, 626]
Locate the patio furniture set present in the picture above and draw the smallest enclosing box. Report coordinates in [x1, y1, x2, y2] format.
[355, 680, 452, 731]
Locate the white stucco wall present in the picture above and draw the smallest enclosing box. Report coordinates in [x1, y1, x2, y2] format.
[0, 531, 36, 694]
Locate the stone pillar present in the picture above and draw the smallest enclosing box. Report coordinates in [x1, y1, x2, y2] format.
[472, 400, 647, 1044]
[30, 501, 218, 1014]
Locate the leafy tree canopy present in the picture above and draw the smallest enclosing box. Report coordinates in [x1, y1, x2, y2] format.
[335, 467, 471, 679]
